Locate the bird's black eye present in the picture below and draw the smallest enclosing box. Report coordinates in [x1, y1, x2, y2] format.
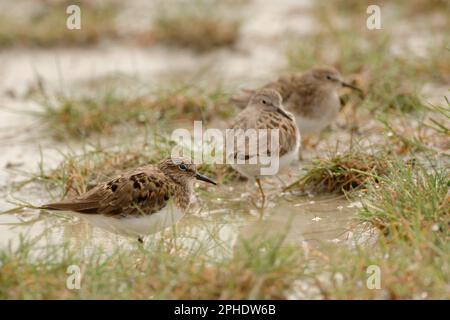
[179, 164, 187, 171]
[262, 99, 267, 105]
[326, 75, 332, 80]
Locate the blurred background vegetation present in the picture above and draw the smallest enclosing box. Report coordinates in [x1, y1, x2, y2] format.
[0, 0, 448, 299]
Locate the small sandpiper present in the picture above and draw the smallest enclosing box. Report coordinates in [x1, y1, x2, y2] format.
[232, 66, 362, 136]
[40, 156, 216, 242]
[228, 88, 300, 207]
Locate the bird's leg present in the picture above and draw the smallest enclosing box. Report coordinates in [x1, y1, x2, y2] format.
[301, 135, 310, 149]
[255, 178, 266, 210]
[309, 133, 322, 149]
[275, 175, 288, 188]
[299, 135, 313, 160]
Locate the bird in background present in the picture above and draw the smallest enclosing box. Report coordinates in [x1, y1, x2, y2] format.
[231, 66, 362, 140]
[228, 88, 300, 208]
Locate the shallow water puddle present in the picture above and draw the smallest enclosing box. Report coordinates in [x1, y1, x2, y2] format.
[0, 181, 358, 260]
[239, 195, 356, 245]
[173, 182, 358, 259]
[0, 0, 355, 257]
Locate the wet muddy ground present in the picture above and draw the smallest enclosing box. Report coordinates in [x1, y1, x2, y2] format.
[0, 0, 357, 251]
[0, 0, 448, 299]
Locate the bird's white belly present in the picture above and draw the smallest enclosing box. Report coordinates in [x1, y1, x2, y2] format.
[76, 204, 184, 237]
[231, 161, 263, 178]
[294, 93, 340, 134]
[279, 136, 300, 169]
[295, 116, 330, 134]
[231, 132, 300, 178]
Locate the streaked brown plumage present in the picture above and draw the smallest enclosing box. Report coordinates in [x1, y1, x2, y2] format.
[231, 90, 299, 159]
[229, 88, 301, 207]
[40, 157, 216, 240]
[232, 66, 362, 135]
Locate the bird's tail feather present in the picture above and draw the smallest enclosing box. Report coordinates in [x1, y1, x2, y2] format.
[40, 200, 99, 214]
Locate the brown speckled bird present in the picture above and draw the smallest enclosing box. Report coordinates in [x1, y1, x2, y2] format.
[40, 157, 216, 242]
[232, 66, 362, 135]
[229, 88, 300, 206]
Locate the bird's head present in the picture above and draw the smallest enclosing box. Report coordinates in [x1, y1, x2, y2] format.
[158, 157, 216, 186]
[307, 66, 362, 93]
[248, 88, 292, 119]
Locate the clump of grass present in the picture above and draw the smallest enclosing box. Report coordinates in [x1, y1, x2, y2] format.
[17, 138, 237, 199]
[38, 92, 153, 139]
[373, 87, 427, 114]
[424, 97, 450, 136]
[285, 151, 389, 194]
[36, 85, 234, 140]
[377, 97, 450, 156]
[5, 160, 449, 299]
[0, 0, 120, 48]
[153, 0, 241, 52]
[310, 236, 450, 299]
[20, 140, 169, 198]
[0, 233, 302, 299]
[359, 164, 449, 241]
[300, 161, 449, 299]
[314, 163, 449, 299]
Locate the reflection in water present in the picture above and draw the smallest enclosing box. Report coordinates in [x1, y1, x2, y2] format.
[0, 178, 361, 260]
[239, 195, 355, 246]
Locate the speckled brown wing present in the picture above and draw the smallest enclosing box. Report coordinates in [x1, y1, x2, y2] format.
[229, 108, 259, 160]
[231, 107, 258, 130]
[284, 75, 327, 118]
[254, 109, 299, 157]
[40, 166, 175, 217]
[231, 74, 298, 109]
[263, 74, 297, 102]
[241, 73, 326, 118]
[231, 108, 298, 159]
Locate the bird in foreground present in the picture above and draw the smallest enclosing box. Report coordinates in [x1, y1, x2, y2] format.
[40, 157, 216, 243]
[232, 66, 362, 136]
[229, 88, 300, 207]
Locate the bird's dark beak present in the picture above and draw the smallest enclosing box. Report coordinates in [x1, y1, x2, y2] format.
[277, 107, 292, 120]
[341, 81, 363, 93]
[195, 173, 217, 185]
